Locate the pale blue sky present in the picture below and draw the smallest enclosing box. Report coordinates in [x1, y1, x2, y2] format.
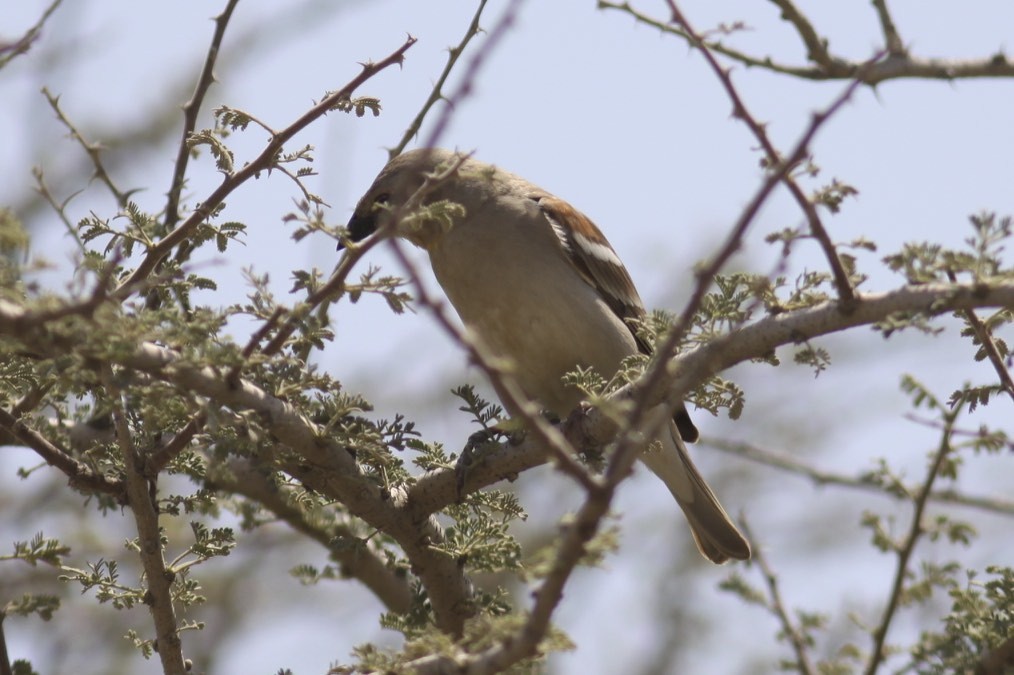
[3, 1, 1013, 673]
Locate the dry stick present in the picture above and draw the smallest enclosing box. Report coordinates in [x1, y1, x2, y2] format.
[946, 270, 1014, 404]
[598, 2, 1014, 84]
[163, 0, 240, 232]
[112, 35, 417, 302]
[102, 366, 188, 675]
[391, 0, 491, 158]
[145, 410, 207, 475]
[739, 518, 817, 675]
[864, 413, 958, 675]
[704, 436, 1014, 515]
[667, 0, 862, 305]
[870, 0, 905, 56]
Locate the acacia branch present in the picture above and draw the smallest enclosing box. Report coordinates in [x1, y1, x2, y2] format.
[391, 0, 492, 157]
[102, 365, 187, 675]
[163, 0, 241, 232]
[665, 0, 863, 305]
[739, 518, 817, 675]
[600, 2, 1014, 84]
[0, 0, 64, 68]
[864, 412, 958, 674]
[207, 460, 413, 614]
[703, 436, 1014, 516]
[947, 271, 1014, 404]
[870, 0, 905, 56]
[113, 35, 418, 301]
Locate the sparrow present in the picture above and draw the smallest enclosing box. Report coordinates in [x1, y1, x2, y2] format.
[343, 148, 750, 563]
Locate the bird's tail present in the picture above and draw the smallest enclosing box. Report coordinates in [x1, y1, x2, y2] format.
[638, 422, 751, 564]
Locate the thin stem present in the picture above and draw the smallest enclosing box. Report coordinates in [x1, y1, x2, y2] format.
[864, 413, 958, 674]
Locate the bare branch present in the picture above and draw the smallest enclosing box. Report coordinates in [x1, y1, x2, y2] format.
[739, 518, 817, 675]
[664, 0, 866, 306]
[163, 0, 241, 233]
[599, 2, 1014, 85]
[767, 0, 834, 70]
[42, 88, 134, 207]
[0, 0, 64, 68]
[864, 411, 958, 675]
[870, 0, 905, 57]
[704, 436, 1014, 516]
[391, 0, 492, 158]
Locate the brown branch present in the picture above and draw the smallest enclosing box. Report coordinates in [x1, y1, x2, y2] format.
[207, 460, 413, 614]
[630, 62, 870, 424]
[0, 0, 64, 68]
[767, 0, 835, 70]
[391, 0, 492, 158]
[665, 0, 863, 306]
[864, 412, 958, 675]
[112, 35, 418, 302]
[978, 634, 1014, 675]
[163, 0, 241, 233]
[42, 88, 135, 207]
[102, 365, 188, 675]
[0, 407, 124, 497]
[704, 436, 1014, 515]
[739, 518, 817, 675]
[870, 0, 905, 56]
[145, 411, 207, 475]
[598, 2, 1014, 84]
[947, 270, 1014, 404]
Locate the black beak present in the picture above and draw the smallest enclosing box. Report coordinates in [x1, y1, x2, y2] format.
[338, 211, 379, 251]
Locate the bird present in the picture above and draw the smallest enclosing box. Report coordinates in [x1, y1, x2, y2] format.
[343, 147, 750, 563]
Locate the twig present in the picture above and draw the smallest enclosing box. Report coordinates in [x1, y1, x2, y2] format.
[629, 56, 871, 424]
[419, 0, 524, 150]
[41, 88, 134, 207]
[864, 411, 958, 675]
[0, 407, 124, 496]
[207, 460, 413, 613]
[665, 1, 864, 306]
[0, 0, 64, 68]
[767, 0, 835, 70]
[390, 0, 492, 157]
[704, 436, 1014, 515]
[870, 0, 905, 57]
[946, 270, 1014, 404]
[599, 2, 1014, 85]
[102, 365, 188, 675]
[145, 410, 207, 474]
[112, 35, 418, 301]
[163, 0, 241, 233]
[739, 518, 817, 675]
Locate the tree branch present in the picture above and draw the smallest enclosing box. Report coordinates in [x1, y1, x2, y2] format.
[739, 518, 817, 675]
[864, 411, 958, 675]
[102, 365, 187, 675]
[112, 35, 418, 301]
[947, 271, 1014, 404]
[703, 436, 1014, 516]
[163, 0, 241, 232]
[599, 2, 1014, 85]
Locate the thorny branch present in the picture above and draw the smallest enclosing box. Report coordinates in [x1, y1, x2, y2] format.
[864, 412, 959, 675]
[598, 1, 1014, 85]
[704, 436, 1014, 516]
